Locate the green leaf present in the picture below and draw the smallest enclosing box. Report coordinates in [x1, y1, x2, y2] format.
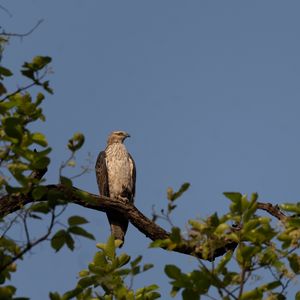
[68, 226, 95, 240]
[61, 287, 82, 300]
[3, 117, 23, 141]
[42, 80, 53, 94]
[29, 56, 52, 71]
[215, 223, 230, 235]
[182, 289, 199, 300]
[30, 202, 50, 214]
[131, 255, 143, 268]
[296, 291, 300, 300]
[0, 82, 6, 96]
[287, 218, 300, 227]
[143, 263, 154, 272]
[60, 176, 73, 188]
[280, 203, 300, 214]
[262, 281, 281, 291]
[65, 232, 75, 251]
[170, 227, 182, 244]
[68, 216, 89, 226]
[105, 235, 116, 259]
[51, 230, 67, 252]
[240, 288, 263, 300]
[288, 253, 300, 274]
[21, 69, 34, 80]
[167, 183, 190, 201]
[31, 132, 48, 147]
[0, 66, 13, 77]
[32, 186, 48, 200]
[67, 132, 85, 152]
[118, 253, 131, 267]
[31, 156, 50, 170]
[149, 239, 171, 248]
[78, 269, 89, 277]
[165, 265, 182, 279]
[35, 93, 45, 105]
[216, 250, 233, 273]
[49, 292, 62, 300]
[223, 192, 242, 202]
[0, 285, 16, 298]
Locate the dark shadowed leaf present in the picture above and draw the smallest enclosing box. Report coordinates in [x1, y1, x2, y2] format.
[3, 117, 23, 141]
[182, 289, 199, 300]
[0, 82, 6, 96]
[32, 186, 48, 200]
[30, 202, 50, 214]
[49, 292, 61, 300]
[31, 156, 50, 169]
[60, 176, 72, 188]
[65, 232, 75, 251]
[165, 265, 182, 279]
[288, 253, 300, 274]
[51, 230, 67, 252]
[170, 227, 182, 244]
[0, 66, 13, 77]
[68, 216, 89, 226]
[68, 226, 95, 240]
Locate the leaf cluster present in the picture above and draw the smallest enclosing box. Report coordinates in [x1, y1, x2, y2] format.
[50, 236, 160, 300]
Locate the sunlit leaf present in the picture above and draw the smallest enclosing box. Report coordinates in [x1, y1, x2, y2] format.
[32, 132, 48, 147]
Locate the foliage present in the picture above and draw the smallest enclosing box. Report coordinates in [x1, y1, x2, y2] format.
[0, 40, 300, 300]
[50, 236, 159, 300]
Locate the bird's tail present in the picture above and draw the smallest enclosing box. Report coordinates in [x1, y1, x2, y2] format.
[107, 212, 129, 248]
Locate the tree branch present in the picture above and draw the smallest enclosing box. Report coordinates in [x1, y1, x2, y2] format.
[0, 19, 44, 38]
[0, 184, 238, 260]
[0, 209, 55, 273]
[0, 185, 288, 261]
[257, 202, 287, 221]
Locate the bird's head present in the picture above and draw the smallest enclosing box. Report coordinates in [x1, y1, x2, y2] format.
[107, 130, 130, 145]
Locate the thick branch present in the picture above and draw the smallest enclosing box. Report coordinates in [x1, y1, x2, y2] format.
[257, 202, 287, 221]
[1, 185, 287, 260]
[0, 184, 235, 260]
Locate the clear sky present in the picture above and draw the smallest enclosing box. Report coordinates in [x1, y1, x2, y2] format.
[2, 1, 300, 299]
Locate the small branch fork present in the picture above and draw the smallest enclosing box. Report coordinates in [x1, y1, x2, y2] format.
[0, 183, 288, 261]
[0, 19, 44, 38]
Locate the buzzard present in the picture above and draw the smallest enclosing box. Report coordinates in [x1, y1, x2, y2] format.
[95, 131, 136, 246]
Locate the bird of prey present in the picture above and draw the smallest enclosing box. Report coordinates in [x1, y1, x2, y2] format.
[95, 131, 136, 246]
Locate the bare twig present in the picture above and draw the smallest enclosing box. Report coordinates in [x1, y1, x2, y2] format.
[0, 19, 44, 38]
[0, 214, 19, 238]
[70, 166, 91, 180]
[0, 209, 55, 273]
[198, 258, 238, 300]
[0, 4, 12, 17]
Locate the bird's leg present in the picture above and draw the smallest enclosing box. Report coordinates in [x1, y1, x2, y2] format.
[117, 195, 130, 202]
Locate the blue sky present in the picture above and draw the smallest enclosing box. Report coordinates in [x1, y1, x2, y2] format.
[2, 1, 300, 298]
